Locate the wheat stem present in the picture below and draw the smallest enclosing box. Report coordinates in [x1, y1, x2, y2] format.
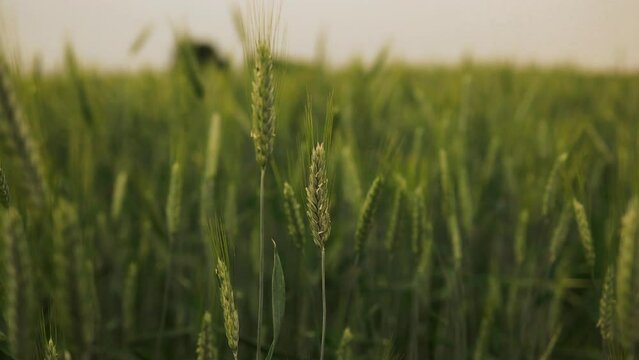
[256, 167, 266, 360]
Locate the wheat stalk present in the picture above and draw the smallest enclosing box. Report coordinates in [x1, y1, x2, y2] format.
[157, 161, 183, 358]
[200, 113, 221, 228]
[2, 207, 34, 359]
[514, 209, 529, 266]
[123, 262, 138, 342]
[0, 165, 9, 208]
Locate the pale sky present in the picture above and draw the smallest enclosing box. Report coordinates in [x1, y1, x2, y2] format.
[2, 0, 639, 71]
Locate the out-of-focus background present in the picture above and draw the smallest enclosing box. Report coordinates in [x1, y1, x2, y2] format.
[4, 0, 639, 71]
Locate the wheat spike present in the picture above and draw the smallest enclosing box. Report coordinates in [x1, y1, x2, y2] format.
[336, 327, 354, 360]
[283, 182, 306, 250]
[2, 207, 34, 359]
[306, 143, 331, 249]
[542, 153, 568, 216]
[216, 259, 239, 358]
[52, 199, 95, 353]
[0, 58, 49, 208]
[210, 221, 239, 359]
[355, 175, 383, 260]
[549, 203, 572, 265]
[616, 197, 638, 347]
[251, 42, 276, 168]
[597, 267, 616, 341]
[473, 275, 500, 360]
[384, 178, 404, 252]
[44, 338, 59, 360]
[196, 311, 218, 360]
[572, 198, 595, 269]
[166, 162, 182, 236]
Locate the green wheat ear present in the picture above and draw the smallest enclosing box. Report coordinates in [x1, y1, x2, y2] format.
[210, 220, 239, 359]
[572, 198, 595, 269]
[283, 182, 306, 251]
[616, 197, 638, 348]
[196, 311, 218, 360]
[44, 338, 59, 360]
[542, 153, 568, 216]
[306, 143, 331, 249]
[166, 162, 183, 237]
[251, 41, 276, 168]
[597, 267, 616, 341]
[336, 327, 354, 360]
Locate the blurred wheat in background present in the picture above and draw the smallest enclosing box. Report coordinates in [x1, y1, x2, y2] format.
[1, 1, 639, 359]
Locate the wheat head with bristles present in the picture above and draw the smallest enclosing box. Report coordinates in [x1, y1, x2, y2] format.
[616, 197, 638, 347]
[250, 41, 276, 169]
[306, 143, 331, 249]
[44, 338, 59, 360]
[210, 220, 239, 359]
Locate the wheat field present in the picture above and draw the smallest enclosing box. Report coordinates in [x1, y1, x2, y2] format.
[1, 8, 639, 360]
